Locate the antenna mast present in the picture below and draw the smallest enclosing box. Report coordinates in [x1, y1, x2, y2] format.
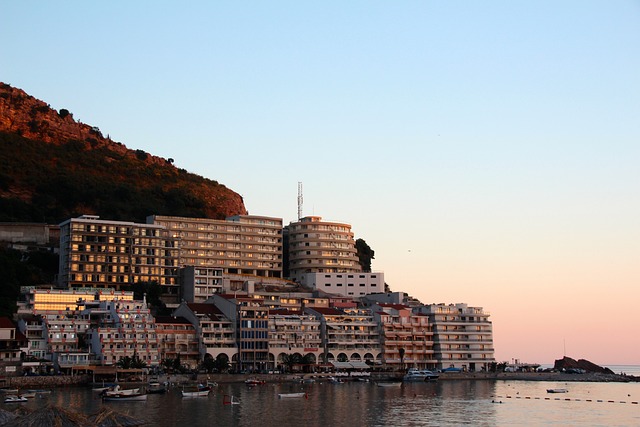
[297, 182, 303, 220]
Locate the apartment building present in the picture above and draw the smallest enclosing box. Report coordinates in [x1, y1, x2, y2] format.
[287, 216, 361, 283]
[269, 308, 322, 369]
[85, 298, 160, 366]
[148, 215, 283, 279]
[0, 318, 27, 363]
[306, 307, 380, 365]
[371, 303, 436, 370]
[58, 215, 180, 298]
[172, 302, 236, 364]
[16, 288, 134, 368]
[212, 294, 270, 372]
[155, 316, 200, 370]
[180, 266, 224, 303]
[416, 303, 495, 372]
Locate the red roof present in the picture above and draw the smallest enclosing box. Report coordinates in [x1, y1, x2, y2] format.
[155, 316, 192, 325]
[0, 317, 15, 329]
[309, 307, 344, 315]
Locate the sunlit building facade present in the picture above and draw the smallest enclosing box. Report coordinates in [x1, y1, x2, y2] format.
[58, 215, 180, 295]
[371, 303, 436, 370]
[287, 216, 361, 283]
[306, 307, 380, 365]
[148, 215, 283, 278]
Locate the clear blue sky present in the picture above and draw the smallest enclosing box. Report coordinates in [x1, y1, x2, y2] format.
[3, 1, 639, 365]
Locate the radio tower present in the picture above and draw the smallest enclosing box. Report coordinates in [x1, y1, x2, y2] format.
[297, 182, 303, 220]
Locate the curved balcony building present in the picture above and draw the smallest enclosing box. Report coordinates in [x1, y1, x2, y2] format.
[287, 216, 360, 283]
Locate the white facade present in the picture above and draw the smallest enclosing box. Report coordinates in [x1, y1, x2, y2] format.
[416, 303, 495, 372]
[181, 266, 224, 303]
[85, 299, 160, 366]
[298, 272, 384, 297]
[306, 307, 381, 364]
[269, 310, 322, 368]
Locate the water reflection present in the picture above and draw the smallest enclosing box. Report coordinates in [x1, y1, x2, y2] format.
[4, 380, 638, 427]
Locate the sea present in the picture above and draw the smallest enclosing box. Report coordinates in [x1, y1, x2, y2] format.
[4, 371, 640, 426]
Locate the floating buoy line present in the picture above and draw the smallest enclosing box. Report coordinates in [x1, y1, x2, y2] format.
[492, 395, 638, 405]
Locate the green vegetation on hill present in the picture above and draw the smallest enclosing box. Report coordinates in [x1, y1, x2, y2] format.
[0, 130, 230, 223]
[0, 247, 58, 317]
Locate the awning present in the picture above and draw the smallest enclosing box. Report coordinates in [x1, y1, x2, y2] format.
[330, 361, 371, 370]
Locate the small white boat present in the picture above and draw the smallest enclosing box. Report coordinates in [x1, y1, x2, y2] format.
[4, 395, 28, 403]
[102, 392, 148, 401]
[92, 382, 117, 393]
[278, 392, 307, 399]
[18, 391, 36, 399]
[376, 382, 402, 387]
[182, 389, 210, 397]
[102, 385, 141, 397]
[181, 384, 211, 397]
[547, 388, 569, 393]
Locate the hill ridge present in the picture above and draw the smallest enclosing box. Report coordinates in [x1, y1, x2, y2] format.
[0, 82, 247, 223]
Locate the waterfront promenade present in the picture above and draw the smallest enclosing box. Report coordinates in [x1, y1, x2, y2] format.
[2, 369, 637, 391]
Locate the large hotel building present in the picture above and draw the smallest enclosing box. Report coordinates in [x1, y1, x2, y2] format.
[148, 215, 283, 278]
[58, 215, 180, 291]
[286, 216, 361, 281]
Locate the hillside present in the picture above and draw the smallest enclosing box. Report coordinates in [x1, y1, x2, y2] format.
[0, 82, 247, 223]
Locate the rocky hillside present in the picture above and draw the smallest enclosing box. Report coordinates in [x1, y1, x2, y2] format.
[554, 356, 615, 374]
[0, 82, 247, 223]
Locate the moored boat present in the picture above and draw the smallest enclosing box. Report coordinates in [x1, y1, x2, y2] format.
[376, 381, 402, 387]
[245, 378, 266, 386]
[147, 381, 167, 394]
[17, 391, 36, 399]
[547, 388, 569, 393]
[181, 389, 210, 397]
[4, 395, 28, 403]
[92, 382, 117, 393]
[403, 368, 439, 382]
[278, 392, 307, 399]
[181, 383, 212, 397]
[101, 385, 141, 397]
[102, 392, 148, 401]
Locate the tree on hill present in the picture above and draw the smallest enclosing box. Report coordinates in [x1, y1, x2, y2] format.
[356, 238, 375, 272]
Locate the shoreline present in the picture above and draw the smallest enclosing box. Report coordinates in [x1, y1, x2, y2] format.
[3, 370, 637, 390]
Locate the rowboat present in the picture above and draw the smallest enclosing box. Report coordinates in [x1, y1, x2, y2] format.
[182, 389, 210, 397]
[181, 383, 211, 397]
[102, 392, 148, 401]
[376, 382, 402, 387]
[278, 392, 307, 399]
[101, 385, 141, 397]
[547, 388, 569, 393]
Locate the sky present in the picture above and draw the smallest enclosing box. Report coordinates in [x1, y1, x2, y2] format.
[2, 1, 639, 366]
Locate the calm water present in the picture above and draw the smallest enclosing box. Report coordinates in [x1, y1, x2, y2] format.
[4, 379, 639, 426]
